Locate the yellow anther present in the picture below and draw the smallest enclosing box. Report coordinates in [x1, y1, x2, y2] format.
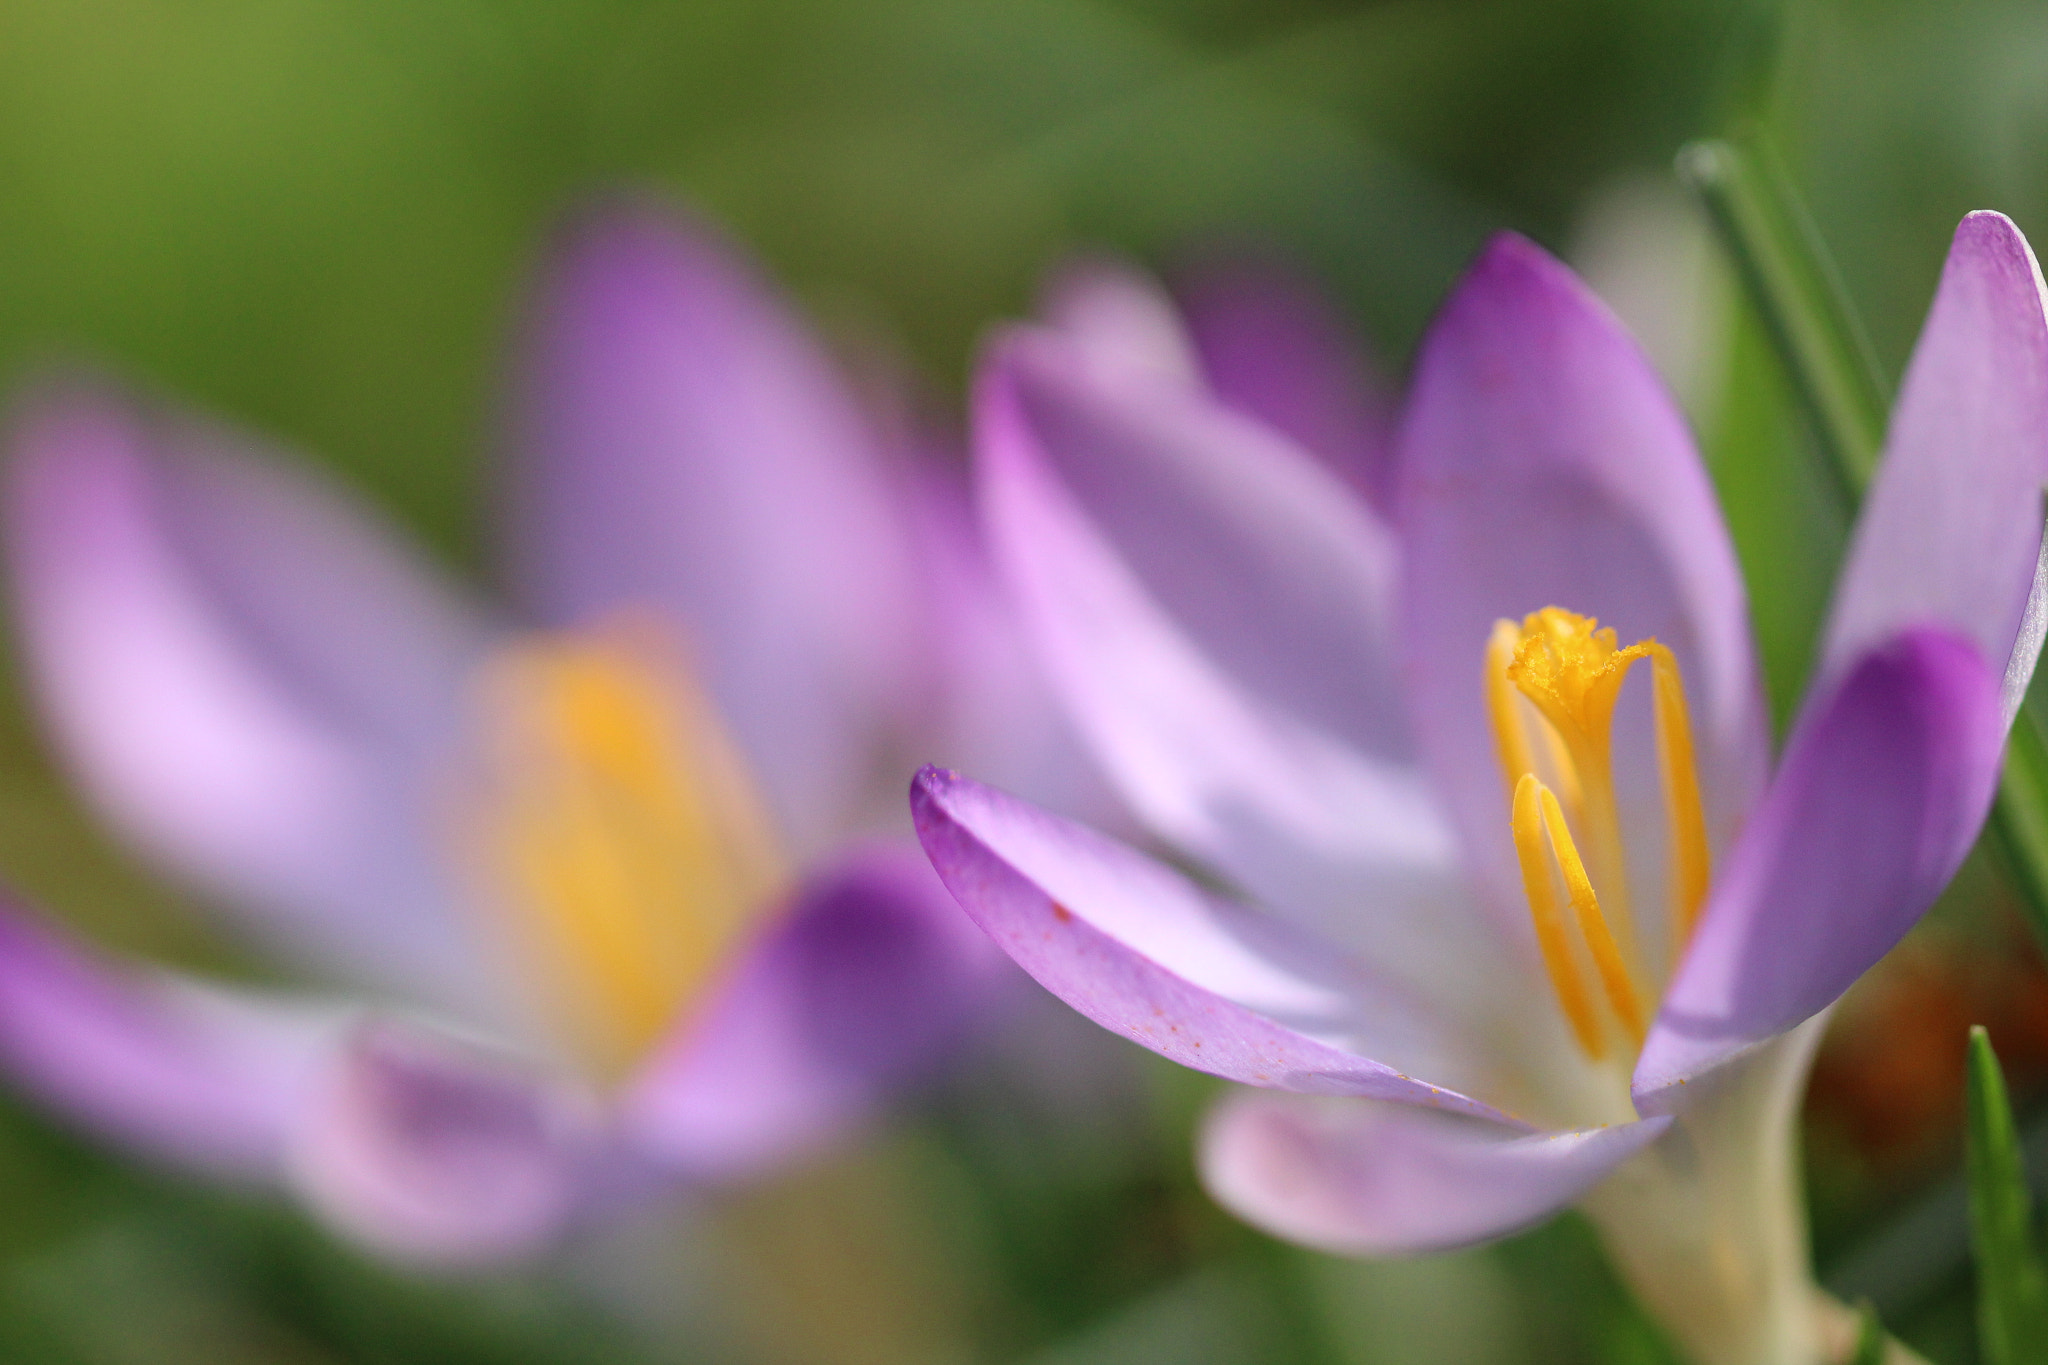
[1510, 774, 1605, 1059]
[1535, 785, 1646, 1046]
[1486, 608, 1715, 1061]
[1645, 642, 1712, 948]
[1505, 609, 1645, 967]
[1485, 620, 1538, 803]
[461, 623, 786, 1078]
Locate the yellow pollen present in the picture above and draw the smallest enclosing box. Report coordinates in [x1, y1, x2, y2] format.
[1644, 641, 1712, 947]
[1485, 608, 1714, 1058]
[460, 622, 786, 1078]
[1535, 783, 1646, 1045]
[1509, 774, 1604, 1058]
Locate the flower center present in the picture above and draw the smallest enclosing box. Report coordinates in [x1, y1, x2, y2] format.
[1484, 608, 1710, 1062]
[457, 620, 787, 1078]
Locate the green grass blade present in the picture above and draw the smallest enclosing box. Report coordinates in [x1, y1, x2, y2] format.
[1847, 1300, 1886, 1365]
[1994, 709, 2048, 952]
[1675, 135, 1890, 499]
[1967, 1026, 2048, 1365]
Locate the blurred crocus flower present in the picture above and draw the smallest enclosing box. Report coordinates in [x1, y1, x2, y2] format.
[914, 214, 2048, 1364]
[0, 200, 1044, 1265]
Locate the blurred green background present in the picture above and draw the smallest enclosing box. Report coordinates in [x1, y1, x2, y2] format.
[3, 0, 2048, 1360]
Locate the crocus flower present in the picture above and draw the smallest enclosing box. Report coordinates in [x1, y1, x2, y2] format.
[0, 200, 1040, 1265]
[912, 214, 2048, 1365]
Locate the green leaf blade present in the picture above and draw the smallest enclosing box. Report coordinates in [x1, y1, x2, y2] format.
[1966, 1026, 2048, 1365]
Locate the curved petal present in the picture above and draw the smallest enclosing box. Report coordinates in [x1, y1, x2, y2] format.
[1395, 232, 1769, 922]
[902, 459, 1123, 827]
[1823, 212, 2048, 726]
[1635, 629, 2004, 1110]
[619, 840, 1006, 1182]
[504, 200, 924, 854]
[1174, 254, 1395, 509]
[286, 1020, 600, 1266]
[1040, 256, 1205, 389]
[912, 767, 1515, 1122]
[0, 898, 343, 1178]
[4, 386, 506, 1019]
[975, 332, 1485, 993]
[1201, 1089, 1668, 1256]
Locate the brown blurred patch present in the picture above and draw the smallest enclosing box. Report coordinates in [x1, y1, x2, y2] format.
[1806, 913, 2048, 1176]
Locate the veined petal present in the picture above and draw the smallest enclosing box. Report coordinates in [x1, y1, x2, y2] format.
[504, 200, 924, 854]
[913, 768, 1513, 1122]
[1201, 1090, 1668, 1256]
[287, 1021, 599, 1266]
[1634, 630, 2003, 1109]
[1823, 212, 2048, 726]
[975, 332, 1482, 992]
[1174, 254, 1395, 508]
[1396, 232, 1768, 921]
[0, 898, 342, 1178]
[619, 841, 1004, 1183]
[4, 386, 505, 1019]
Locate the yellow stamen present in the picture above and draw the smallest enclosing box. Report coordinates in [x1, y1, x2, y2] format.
[1505, 609, 1647, 969]
[1645, 642, 1712, 948]
[1510, 774, 1606, 1058]
[1535, 784, 1647, 1045]
[461, 623, 786, 1077]
[1485, 620, 1538, 803]
[1484, 608, 1715, 1062]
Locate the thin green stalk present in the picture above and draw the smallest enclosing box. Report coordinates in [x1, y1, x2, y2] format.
[1967, 1027, 2048, 1365]
[1676, 136, 1889, 498]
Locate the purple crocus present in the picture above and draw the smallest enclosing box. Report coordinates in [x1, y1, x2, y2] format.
[0, 200, 1044, 1265]
[913, 214, 2048, 1364]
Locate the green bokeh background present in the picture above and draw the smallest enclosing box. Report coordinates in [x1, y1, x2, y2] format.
[0, 1, 2045, 1360]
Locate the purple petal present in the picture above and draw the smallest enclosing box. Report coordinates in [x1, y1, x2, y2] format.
[504, 200, 925, 854]
[0, 897, 339, 1178]
[976, 332, 1486, 991]
[1201, 1090, 1668, 1255]
[1823, 212, 2048, 725]
[1173, 254, 1395, 510]
[901, 458, 1123, 826]
[619, 841, 1005, 1182]
[912, 767, 1515, 1123]
[287, 1020, 599, 1265]
[1635, 629, 2004, 1109]
[1040, 256, 1205, 388]
[1395, 233, 1769, 922]
[4, 386, 506, 1019]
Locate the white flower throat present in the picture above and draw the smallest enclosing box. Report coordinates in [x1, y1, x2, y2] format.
[1485, 608, 1712, 1064]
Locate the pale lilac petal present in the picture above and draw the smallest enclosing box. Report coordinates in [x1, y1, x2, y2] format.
[1174, 254, 1395, 508]
[1201, 1090, 1668, 1256]
[1040, 256, 1205, 388]
[1635, 629, 2004, 1109]
[1823, 212, 2048, 726]
[976, 333, 1489, 997]
[286, 1021, 599, 1266]
[505, 201, 924, 853]
[902, 459, 1122, 826]
[4, 388, 506, 1018]
[1395, 233, 1769, 921]
[913, 767, 1513, 1121]
[0, 899, 341, 1178]
[619, 841, 1005, 1182]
